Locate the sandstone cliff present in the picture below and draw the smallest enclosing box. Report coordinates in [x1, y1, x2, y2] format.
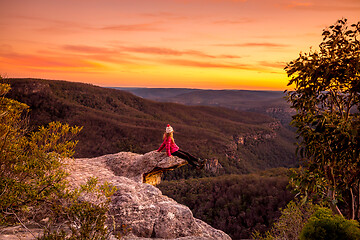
[66, 151, 231, 240]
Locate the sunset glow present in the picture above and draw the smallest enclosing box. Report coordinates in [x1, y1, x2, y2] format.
[1, 0, 359, 90]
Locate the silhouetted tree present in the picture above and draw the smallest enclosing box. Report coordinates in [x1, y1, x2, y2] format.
[286, 19, 360, 219]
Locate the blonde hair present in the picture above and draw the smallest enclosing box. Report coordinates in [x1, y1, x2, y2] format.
[163, 132, 174, 142]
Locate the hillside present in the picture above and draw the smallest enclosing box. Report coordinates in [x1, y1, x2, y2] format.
[3, 78, 297, 177]
[158, 168, 293, 239]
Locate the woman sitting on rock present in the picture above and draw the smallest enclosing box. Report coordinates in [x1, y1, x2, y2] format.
[157, 124, 205, 169]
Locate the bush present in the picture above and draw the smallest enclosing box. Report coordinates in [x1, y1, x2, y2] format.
[0, 82, 82, 225]
[252, 200, 316, 240]
[39, 177, 118, 240]
[300, 207, 360, 240]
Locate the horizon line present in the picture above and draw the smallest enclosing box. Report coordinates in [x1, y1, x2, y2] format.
[4, 77, 288, 92]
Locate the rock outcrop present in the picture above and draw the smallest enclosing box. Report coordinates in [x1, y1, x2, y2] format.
[204, 158, 224, 174]
[65, 151, 231, 240]
[104, 151, 187, 186]
[232, 123, 279, 147]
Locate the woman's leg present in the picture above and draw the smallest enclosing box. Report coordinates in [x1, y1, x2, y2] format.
[179, 150, 206, 168]
[173, 149, 200, 167]
[172, 150, 199, 167]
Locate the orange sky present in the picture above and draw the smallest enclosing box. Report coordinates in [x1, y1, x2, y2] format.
[0, 0, 359, 90]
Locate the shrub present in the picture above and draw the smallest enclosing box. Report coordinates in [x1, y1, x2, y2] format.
[0, 82, 82, 225]
[39, 177, 118, 240]
[300, 207, 360, 240]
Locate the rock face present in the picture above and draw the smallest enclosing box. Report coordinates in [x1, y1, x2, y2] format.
[66, 151, 231, 240]
[104, 151, 187, 185]
[204, 158, 224, 174]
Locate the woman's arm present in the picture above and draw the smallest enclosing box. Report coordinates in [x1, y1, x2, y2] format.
[157, 139, 166, 152]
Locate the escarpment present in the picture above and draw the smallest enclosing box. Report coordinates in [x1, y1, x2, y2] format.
[65, 151, 231, 240]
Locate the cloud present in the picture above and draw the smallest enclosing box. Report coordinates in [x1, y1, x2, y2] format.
[283, 1, 360, 11]
[36, 26, 81, 34]
[159, 58, 285, 72]
[59, 45, 143, 64]
[60, 44, 243, 69]
[215, 42, 290, 48]
[80, 54, 134, 64]
[119, 45, 241, 59]
[2, 53, 99, 69]
[62, 45, 117, 54]
[121, 46, 183, 56]
[175, 0, 247, 2]
[160, 59, 252, 69]
[100, 23, 162, 32]
[140, 12, 190, 21]
[8, 15, 164, 34]
[219, 54, 241, 59]
[213, 18, 255, 25]
[10, 15, 89, 34]
[0, 47, 105, 69]
[9, 15, 77, 26]
[257, 61, 286, 69]
[285, 1, 313, 9]
[60, 44, 239, 66]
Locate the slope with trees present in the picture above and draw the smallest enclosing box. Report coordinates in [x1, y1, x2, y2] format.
[158, 168, 294, 239]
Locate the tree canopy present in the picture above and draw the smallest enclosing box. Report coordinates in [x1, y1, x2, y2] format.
[285, 19, 360, 219]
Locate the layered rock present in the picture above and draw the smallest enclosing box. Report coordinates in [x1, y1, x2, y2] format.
[65, 151, 231, 240]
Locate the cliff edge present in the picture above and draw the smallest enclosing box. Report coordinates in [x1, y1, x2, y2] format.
[66, 151, 231, 240]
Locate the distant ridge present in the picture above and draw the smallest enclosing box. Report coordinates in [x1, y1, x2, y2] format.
[111, 87, 200, 100]
[115, 87, 293, 127]
[113, 87, 283, 102]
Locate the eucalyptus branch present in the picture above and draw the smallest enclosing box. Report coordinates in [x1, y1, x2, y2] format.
[329, 89, 343, 115]
[0, 128, 12, 158]
[3, 210, 37, 239]
[345, 92, 354, 121]
[349, 187, 355, 219]
[357, 183, 360, 220]
[0, 182, 8, 198]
